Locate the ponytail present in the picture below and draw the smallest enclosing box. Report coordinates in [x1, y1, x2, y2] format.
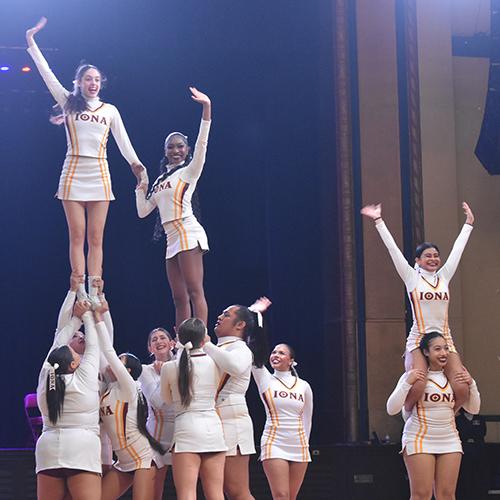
[178, 347, 193, 407]
[136, 389, 166, 455]
[233, 305, 269, 368]
[45, 346, 74, 424]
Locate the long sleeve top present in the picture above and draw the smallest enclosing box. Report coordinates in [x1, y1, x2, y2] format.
[37, 312, 100, 431]
[203, 337, 253, 407]
[376, 221, 473, 335]
[136, 119, 211, 224]
[27, 42, 140, 165]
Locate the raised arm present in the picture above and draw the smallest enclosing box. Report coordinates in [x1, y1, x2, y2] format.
[56, 274, 83, 332]
[181, 87, 211, 184]
[386, 369, 426, 416]
[439, 202, 474, 281]
[361, 204, 416, 287]
[203, 341, 252, 377]
[251, 365, 272, 392]
[26, 17, 69, 107]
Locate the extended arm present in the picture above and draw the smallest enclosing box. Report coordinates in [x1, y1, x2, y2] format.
[303, 382, 314, 439]
[251, 365, 272, 392]
[203, 342, 252, 376]
[26, 18, 69, 107]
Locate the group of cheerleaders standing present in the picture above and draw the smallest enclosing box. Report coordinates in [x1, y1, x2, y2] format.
[27, 17, 313, 500]
[27, 14, 482, 500]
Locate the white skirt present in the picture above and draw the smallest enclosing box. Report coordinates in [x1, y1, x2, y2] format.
[218, 404, 256, 456]
[114, 434, 155, 472]
[259, 425, 311, 463]
[163, 214, 209, 260]
[172, 410, 227, 453]
[36, 427, 101, 474]
[57, 155, 115, 201]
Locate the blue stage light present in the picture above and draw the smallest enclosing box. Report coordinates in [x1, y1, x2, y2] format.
[0, 66, 10, 72]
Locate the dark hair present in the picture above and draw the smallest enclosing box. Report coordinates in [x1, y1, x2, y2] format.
[415, 242, 440, 259]
[419, 332, 445, 357]
[147, 327, 172, 349]
[45, 346, 75, 424]
[118, 353, 165, 455]
[149, 136, 202, 242]
[233, 306, 269, 368]
[51, 63, 107, 124]
[177, 318, 207, 407]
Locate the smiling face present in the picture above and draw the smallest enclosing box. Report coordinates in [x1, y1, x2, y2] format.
[148, 329, 173, 361]
[165, 134, 190, 166]
[78, 67, 102, 99]
[424, 336, 449, 370]
[269, 344, 294, 372]
[415, 247, 441, 272]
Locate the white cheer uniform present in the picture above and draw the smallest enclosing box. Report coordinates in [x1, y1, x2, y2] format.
[161, 349, 227, 453]
[27, 42, 145, 201]
[139, 364, 175, 466]
[136, 119, 211, 259]
[97, 322, 154, 472]
[252, 367, 312, 462]
[36, 312, 101, 474]
[376, 222, 473, 352]
[203, 337, 256, 456]
[387, 370, 480, 455]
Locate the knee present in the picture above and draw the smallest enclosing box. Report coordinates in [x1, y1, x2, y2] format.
[410, 490, 433, 500]
[186, 283, 205, 302]
[68, 227, 85, 246]
[272, 493, 289, 500]
[87, 229, 104, 248]
[224, 483, 251, 500]
[171, 290, 190, 308]
[434, 487, 456, 500]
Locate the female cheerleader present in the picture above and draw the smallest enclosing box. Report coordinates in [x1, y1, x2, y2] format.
[202, 297, 271, 500]
[387, 332, 480, 499]
[139, 328, 176, 500]
[136, 88, 211, 327]
[361, 202, 474, 410]
[26, 17, 148, 303]
[252, 343, 313, 500]
[36, 301, 101, 500]
[93, 301, 165, 500]
[161, 318, 227, 500]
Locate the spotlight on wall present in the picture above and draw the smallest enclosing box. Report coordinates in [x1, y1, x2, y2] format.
[0, 66, 10, 72]
[21, 66, 31, 73]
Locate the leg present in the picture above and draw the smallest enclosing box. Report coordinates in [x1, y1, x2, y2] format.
[177, 248, 208, 325]
[434, 453, 462, 500]
[262, 459, 291, 500]
[404, 349, 428, 411]
[224, 453, 254, 500]
[403, 452, 435, 500]
[199, 452, 226, 500]
[152, 465, 168, 500]
[100, 468, 134, 500]
[66, 472, 101, 500]
[444, 353, 468, 411]
[62, 201, 86, 275]
[166, 256, 191, 327]
[288, 462, 308, 500]
[131, 468, 156, 500]
[86, 201, 109, 276]
[37, 474, 66, 500]
[172, 452, 202, 500]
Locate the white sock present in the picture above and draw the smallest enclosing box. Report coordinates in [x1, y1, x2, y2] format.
[88, 275, 101, 301]
[76, 274, 87, 301]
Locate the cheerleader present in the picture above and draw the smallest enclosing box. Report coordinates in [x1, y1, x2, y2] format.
[26, 17, 148, 303]
[361, 202, 474, 411]
[202, 297, 271, 500]
[252, 344, 313, 500]
[387, 332, 480, 499]
[36, 302, 101, 500]
[161, 318, 227, 500]
[139, 328, 176, 500]
[136, 88, 211, 327]
[94, 301, 164, 500]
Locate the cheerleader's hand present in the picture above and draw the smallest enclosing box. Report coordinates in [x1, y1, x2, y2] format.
[189, 87, 211, 106]
[455, 367, 473, 386]
[92, 277, 104, 295]
[462, 202, 474, 225]
[70, 273, 84, 292]
[26, 17, 47, 45]
[74, 300, 91, 319]
[406, 369, 426, 385]
[249, 296, 272, 314]
[131, 163, 149, 191]
[361, 204, 382, 221]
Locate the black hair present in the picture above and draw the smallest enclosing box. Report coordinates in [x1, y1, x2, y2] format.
[149, 135, 202, 242]
[419, 332, 445, 357]
[119, 353, 165, 455]
[45, 346, 75, 424]
[415, 242, 440, 259]
[51, 62, 107, 124]
[177, 318, 207, 407]
[233, 306, 269, 368]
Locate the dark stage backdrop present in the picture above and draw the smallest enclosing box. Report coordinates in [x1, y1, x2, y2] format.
[0, 0, 340, 447]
